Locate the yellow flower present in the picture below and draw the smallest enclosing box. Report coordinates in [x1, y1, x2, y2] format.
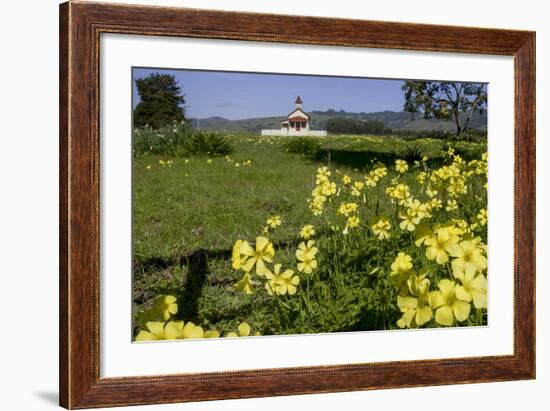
[201, 330, 218, 338]
[238, 322, 251, 336]
[159, 321, 185, 340]
[296, 240, 319, 274]
[266, 215, 282, 229]
[351, 181, 365, 196]
[239, 236, 275, 276]
[316, 166, 331, 179]
[342, 175, 351, 185]
[429, 198, 443, 211]
[414, 221, 432, 246]
[234, 272, 259, 295]
[300, 224, 315, 239]
[146, 165, 152, 170]
[386, 183, 411, 205]
[452, 265, 488, 309]
[477, 208, 488, 226]
[395, 159, 409, 173]
[390, 252, 413, 290]
[347, 215, 360, 228]
[373, 166, 388, 178]
[399, 209, 420, 231]
[135, 320, 185, 341]
[365, 174, 377, 187]
[429, 279, 471, 326]
[446, 199, 458, 212]
[397, 272, 433, 328]
[371, 217, 391, 240]
[416, 171, 427, 184]
[397, 293, 432, 328]
[424, 226, 460, 264]
[231, 240, 248, 270]
[337, 202, 359, 217]
[391, 252, 413, 273]
[207, 159, 213, 164]
[276, 267, 300, 295]
[227, 322, 253, 338]
[265, 263, 297, 295]
[448, 240, 488, 278]
[426, 187, 438, 198]
[182, 321, 205, 339]
[154, 295, 178, 321]
[319, 181, 337, 196]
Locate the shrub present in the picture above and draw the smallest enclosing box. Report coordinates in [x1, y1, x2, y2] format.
[397, 143, 425, 162]
[133, 123, 233, 157]
[282, 137, 322, 156]
[133, 121, 193, 157]
[183, 131, 233, 156]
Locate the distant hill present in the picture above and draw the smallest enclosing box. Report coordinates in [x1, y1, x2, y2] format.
[189, 109, 487, 134]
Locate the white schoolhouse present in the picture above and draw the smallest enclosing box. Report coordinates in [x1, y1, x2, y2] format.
[261, 96, 327, 136]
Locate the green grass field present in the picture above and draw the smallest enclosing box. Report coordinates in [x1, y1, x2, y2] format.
[133, 133, 487, 337]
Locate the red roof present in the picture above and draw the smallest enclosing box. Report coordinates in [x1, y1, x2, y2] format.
[288, 117, 308, 122]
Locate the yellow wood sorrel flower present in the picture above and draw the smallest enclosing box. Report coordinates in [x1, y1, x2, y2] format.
[239, 236, 275, 276]
[182, 321, 205, 339]
[371, 217, 391, 240]
[424, 226, 460, 264]
[232, 239, 247, 270]
[429, 279, 471, 326]
[448, 240, 488, 278]
[266, 215, 282, 229]
[396, 270, 434, 327]
[365, 174, 378, 187]
[135, 320, 184, 341]
[347, 215, 360, 228]
[390, 252, 414, 291]
[446, 199, 458, 212]
[453, 267, 488, 309]
[234, 272, 259, 295]
[399, 208, 421, 231]
[391, 252, 413, 274]
[154, 295, 178, 321]
[299, 224, 315, 240]
[477, 208, 488, 226]
[395, 159, 409, 173]
[296, 241, 319, 274]
[397, 293, 432, 328]
[227, 322, 253, 337]
[351, 181, 365, 196]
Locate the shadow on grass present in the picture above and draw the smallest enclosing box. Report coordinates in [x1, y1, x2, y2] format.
[313, 149, 398, 169]
[179, 250, 210, 322]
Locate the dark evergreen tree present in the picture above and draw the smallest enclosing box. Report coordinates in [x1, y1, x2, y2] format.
[134, 73, 186, 128]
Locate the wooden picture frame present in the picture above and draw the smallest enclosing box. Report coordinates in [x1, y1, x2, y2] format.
[59, 1, 535, 408]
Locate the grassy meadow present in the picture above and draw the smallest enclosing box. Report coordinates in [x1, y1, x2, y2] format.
[133, 131, 488, 340]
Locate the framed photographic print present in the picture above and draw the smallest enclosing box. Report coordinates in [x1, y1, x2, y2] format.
[59, 1, 535, 409]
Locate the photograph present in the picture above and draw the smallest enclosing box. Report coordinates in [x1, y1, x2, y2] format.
[131, 68, 489, 341]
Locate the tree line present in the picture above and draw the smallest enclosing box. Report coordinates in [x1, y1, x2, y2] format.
[133, 73, 488, 139]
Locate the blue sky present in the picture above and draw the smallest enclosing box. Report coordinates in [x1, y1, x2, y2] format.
[132, 67, 407, 120]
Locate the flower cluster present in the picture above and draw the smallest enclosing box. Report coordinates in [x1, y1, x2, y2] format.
[308, 167, 337, 216]
[134, 295, 260, 341]
[392, 221, 488, 328]
[232, 235, 305, 297]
